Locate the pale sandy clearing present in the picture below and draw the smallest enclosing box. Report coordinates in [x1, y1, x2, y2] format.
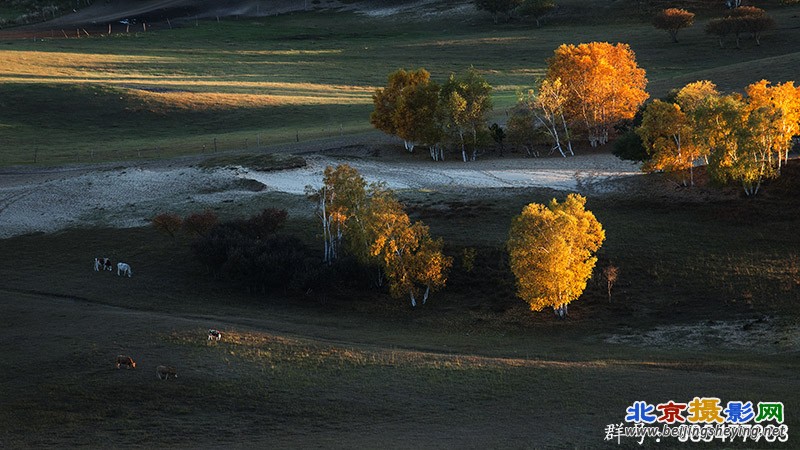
[0, 153, 640, 239]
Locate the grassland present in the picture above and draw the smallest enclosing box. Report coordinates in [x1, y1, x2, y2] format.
[1, 2, 800, 447]
[1, 2, 799, 165]
[1, 166, 799, 446]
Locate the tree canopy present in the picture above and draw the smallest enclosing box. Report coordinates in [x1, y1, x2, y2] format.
[652, 8, 695, 43]
[310, 164, 452, 305]
[507, 194, 605, 316]
[440, 67, 494, 162]
[546, 42, 649, 147]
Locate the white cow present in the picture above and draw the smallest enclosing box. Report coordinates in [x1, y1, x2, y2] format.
[208, 329, 222, 342]
[117, 262, 132, 277]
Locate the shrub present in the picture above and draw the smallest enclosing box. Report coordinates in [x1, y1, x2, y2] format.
[151, 213, 183, 238]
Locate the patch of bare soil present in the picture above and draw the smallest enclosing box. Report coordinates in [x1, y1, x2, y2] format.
[0, 142, 642, 238]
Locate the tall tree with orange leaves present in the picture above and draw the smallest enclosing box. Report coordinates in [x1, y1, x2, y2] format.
[546, 42, 649, 147]
[745, 80, 800, 172]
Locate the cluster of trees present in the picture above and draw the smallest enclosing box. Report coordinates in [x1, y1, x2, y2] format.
[154, 182, 607, 316]
[474, 0, 556, 26]
[371, 68, 493, 162]
[636, 79, 800, 195]
[307, 164, 452, 306]
[705, 6, 775, 48]
[508, 42, 649, 155]
[507, 194, 605, 317]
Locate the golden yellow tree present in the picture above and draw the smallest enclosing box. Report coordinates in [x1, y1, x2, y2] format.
[546, 42, 649, 147]
[745, 80, 800, 172]
[367, 190, 452, 306]
[507, 194, 605, 317]
[637, 100, 701, 186]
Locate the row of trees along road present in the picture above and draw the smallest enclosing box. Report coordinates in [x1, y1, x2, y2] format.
[306, 164, 452, 307]
[372, 42, 649, 161]
[637, 80, 800, 195]
[371, 67, 492, 162]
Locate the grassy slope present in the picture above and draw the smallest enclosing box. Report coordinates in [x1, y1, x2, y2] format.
[1, 168, 799, 446]
[1, 3, 799, 165]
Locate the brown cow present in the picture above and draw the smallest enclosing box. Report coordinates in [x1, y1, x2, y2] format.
[156, 365, 178, 380]
[115, 355, 136, 369]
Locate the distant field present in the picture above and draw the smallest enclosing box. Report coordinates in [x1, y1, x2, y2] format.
[1, 3, 799, 165]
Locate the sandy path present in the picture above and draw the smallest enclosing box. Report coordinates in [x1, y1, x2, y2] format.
[0, 152, 640, 239]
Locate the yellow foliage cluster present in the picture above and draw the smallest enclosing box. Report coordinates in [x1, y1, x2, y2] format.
[507, 194, 605, 313]
[638, 79, 800, 194]
[314, 164, 452, 306]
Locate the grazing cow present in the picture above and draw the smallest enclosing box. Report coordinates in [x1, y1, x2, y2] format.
[207, 329, 222, 342]
[117, 262, 132, 277]
[94, 257, 113, 272]
[115, 355, 136, 369]
[104, 258, 113, 271]
[156, 365, 178, 380]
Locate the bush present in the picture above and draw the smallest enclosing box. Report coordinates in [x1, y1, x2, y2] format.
[151, 213, 183, 238]
[183, 210, 219, 237]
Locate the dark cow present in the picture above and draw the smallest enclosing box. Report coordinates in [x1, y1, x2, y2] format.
[156, 365, 178, 380]
[115, 355, 136, 369]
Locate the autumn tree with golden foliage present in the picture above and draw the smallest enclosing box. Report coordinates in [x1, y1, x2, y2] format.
[744, 80, 800, 172]
[309, 165, 452, 305]
[507, 194, 605, 317]
[652, 8, 695, 43]
[546, 42, 649, 147]
[367, 189, 451, 306]
[371, 69, 439, 153]
[637, 100, 701, 186]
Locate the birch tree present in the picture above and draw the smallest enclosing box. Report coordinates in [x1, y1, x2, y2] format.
[546, 42, 649, 147]
[306, 164, 367, 264]
[637, 100, 701, 186]
[507, 194, 605, 317]
[371, 68, 435, 153]
[367, 189, 452, 306]
[441, 67, 494, 162]
[745, 80, 800, 172]
[513, 78, 573, 157]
